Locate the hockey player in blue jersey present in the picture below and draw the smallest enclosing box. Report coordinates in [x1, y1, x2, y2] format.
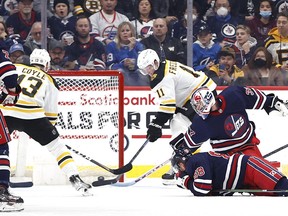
[0, 44, 23, 212]
[172, 151, 288, 196]
[171, 85, 288, 169]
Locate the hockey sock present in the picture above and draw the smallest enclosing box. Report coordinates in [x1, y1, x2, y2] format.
[46, 138, 79, 178]
[0, 143, 10, 187]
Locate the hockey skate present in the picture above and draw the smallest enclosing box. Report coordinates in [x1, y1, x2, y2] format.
[69, 175, 92, 196]
[0, 186, 24, 212]
[162, 167, 177, 186]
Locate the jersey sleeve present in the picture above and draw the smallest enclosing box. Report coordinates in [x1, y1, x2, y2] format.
[44, 75, 59, 125]
[185, 153, 213, 196]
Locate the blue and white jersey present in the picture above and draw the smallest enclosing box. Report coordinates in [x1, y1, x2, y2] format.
[184, 86, 274, 153]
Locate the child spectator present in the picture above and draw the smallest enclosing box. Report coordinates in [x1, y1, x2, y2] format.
[48, 0, 77, 41]
[192, 25, 221, 72]
[233, 24, 257, 68]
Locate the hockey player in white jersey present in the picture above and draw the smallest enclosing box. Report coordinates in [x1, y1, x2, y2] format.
[137, 49, 217, 184]
[1, 49, 92, 195]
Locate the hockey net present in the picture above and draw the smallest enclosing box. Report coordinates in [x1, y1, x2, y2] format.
[10, 71, 124, 185]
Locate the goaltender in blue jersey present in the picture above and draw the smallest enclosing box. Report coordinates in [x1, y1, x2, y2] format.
[171, 85, 288, 169]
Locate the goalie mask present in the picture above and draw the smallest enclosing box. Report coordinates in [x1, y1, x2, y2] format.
[137, 49, 160, 76]
[190, 87, 216, 120]
[30, 48, 51, 72]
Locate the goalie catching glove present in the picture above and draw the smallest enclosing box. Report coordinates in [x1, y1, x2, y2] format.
[0, 84, 21, 106]
[265, 94, 288, 116]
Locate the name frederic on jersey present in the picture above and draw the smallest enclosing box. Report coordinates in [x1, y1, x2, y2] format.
[58, 93, 156, 106]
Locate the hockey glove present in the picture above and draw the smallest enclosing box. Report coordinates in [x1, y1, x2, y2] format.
[176, 175, 190, 190]
[170, 133, 192, 156]
[0, 84, 21, 106]
[147, 122, 162, 142]
[147, 112, 173, 142]
[265, 94, 288, 116]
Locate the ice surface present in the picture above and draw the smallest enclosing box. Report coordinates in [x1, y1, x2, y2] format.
[6, 179, 287, 216]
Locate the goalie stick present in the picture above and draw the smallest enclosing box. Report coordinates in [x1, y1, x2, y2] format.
[92, 139, 150, 187]
[66, 145, 132, 175]
[215, 188, 288, 194]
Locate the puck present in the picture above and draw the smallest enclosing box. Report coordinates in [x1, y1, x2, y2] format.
[98, 176, 105, 181]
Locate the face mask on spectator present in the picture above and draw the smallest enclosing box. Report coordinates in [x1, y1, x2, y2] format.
[216, 7, 229, 17]
[254, 58, 267, 67]
[259, 11, 272, 18]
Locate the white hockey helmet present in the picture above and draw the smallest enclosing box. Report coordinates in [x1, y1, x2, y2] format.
[137, 49, 160, 75]
[190, 87, 216, 120]
[30, 48, 51, 72]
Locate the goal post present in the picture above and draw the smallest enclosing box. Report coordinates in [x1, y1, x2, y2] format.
[12, 70, 125, 184]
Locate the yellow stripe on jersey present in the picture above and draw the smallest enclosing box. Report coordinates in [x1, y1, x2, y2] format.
[159, 99, 176, 113]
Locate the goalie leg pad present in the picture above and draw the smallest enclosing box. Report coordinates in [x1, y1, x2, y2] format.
[46, 138, 79, 178]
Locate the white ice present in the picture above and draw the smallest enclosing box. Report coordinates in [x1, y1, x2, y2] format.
[6, 178, 287, 216]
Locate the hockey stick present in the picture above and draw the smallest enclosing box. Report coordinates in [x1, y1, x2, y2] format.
[112, 158, 171, 187]
[92, 139, 150, 187]
[66, 145, 132, 175]
[263, 144, 288, 158]
[215, 188, 288, 194]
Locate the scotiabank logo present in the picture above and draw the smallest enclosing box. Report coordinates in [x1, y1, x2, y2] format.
[123, 93, 156, 105]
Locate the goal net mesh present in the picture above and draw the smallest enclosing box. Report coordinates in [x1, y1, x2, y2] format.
[10, 71, 124, 184]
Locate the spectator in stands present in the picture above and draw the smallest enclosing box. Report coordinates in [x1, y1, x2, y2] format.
[5, 0, 41, 41]
[265, 11, 288, 66]
[0, 20, 8, 41]
[89, 0, 129, 45]
[245, 0, 276, 47]
[206, 0, 244, 45]
[9, 43, 30, 64]
[23, 21, 56, 55]
[48, 0, 77, 41]
[206, 46, 245, 86]
[106, 21, 149, 86]
[130, 0, 155, 40]
[65, 15, 106, 70]
[170, 2, 207, 56]
[152, 0, 177, 24]
[48, 39, 68, 70]
[193, 25, 221, 73]
[141, 18, 185, 64]
[168, 0, 187, 20]
[116, 0, 138, 21]
[195, 0, 215, 18]
[0, 0, 19, 21]
[233, 24, 257, 68]
[73, 0, 101, 18]
[242, 46, 284, 86]
[233, 0, 261, 21]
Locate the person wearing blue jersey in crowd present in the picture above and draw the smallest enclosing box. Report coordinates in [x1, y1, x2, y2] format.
[171, 151, 288, 196]
[192, 25, 221, 73]
[170, 85, 288, 169]
[106, 21, 149, 86]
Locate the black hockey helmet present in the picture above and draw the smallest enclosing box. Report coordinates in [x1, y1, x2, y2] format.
[171, 153, 188, 173]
